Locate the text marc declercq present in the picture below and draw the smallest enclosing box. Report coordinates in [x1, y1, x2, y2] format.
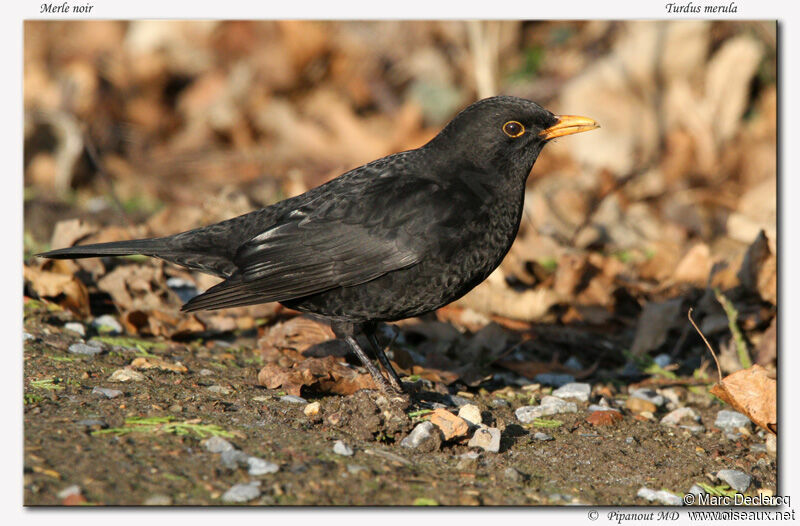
[695, 494, 789, 507]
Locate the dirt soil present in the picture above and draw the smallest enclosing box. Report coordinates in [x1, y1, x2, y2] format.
[23, 305, 776, 506]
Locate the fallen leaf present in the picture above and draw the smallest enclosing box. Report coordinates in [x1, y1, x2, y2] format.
[754, 317, 776, 366]
[23, 265, 90, 316]
[737, 230, 776, 303]
[257, 356, 377, 396]
[630, 298, 684, 355]
[259, 316, 335, 362]
[672, 243, 712, 286]
[710, 365, 776, 434]
[130, 356, 188, 374]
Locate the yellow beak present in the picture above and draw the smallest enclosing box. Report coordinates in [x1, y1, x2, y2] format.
[539, 115, 600, 140]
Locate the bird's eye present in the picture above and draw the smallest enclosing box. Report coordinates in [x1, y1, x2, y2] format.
[502, 121, 525, 138]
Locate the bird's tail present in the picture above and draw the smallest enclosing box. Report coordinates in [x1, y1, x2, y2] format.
[37, 238, 170, 259]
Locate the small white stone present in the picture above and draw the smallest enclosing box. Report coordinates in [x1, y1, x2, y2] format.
[222, 481, 261, 503]
[660, 407, 700, 426]
[303, 402, 321, 416]
[552, 382, 591, 402]
[247, 457, 279, 475]
[333, 440, 354, 457]
[457, 404, 482, 426]
[109, 368, 146, 382]
[468, 426, 501, 453]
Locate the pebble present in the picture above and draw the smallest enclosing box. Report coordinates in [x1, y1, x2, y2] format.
[459, 451, 480, 460]
[221, 449, 250, 469]
[333, 440, 354, 457]
[109, 368, 146, 382]
[222, 481, 261, 503]
[64, 322, 86, 337]
[658, 387, 682, 407]
[206, 385, 232, 395]
[503, 466, 524, 483]
[687, 484, 706, 496]
[653, 353, 672, 368]
[563, 356, 583, 370]
[625, 436, 636, 444]
[660, 407, 700, 426]
[750, 443, 767, 454]
[515, 396, 578, 423]
[199, 369, 214, 376]
[203, 436, 235, 453]
[680, 424, 705, 434]
[552, 382, 591, 402]
[766, 434, 777, 455]
[714, 410, 751, 431]
[68, 342, 105, 356]
[533, 373, 575, 387]
[280, 395, 307, 404]
[23, 331, 35, 342]
[629, 388, 665, 407]
[143, 494, 172, 506]
[247, 457, 279, 475]
[303, 402, 321, 416]
[446, 395, 474, 407]
[57, 485, 82, 499]
[91, 386, 123, 399]
[400, 421, 440, 451]
[467, 426, 501, 453]
[717, 469, 752, 493]
[533, 432, 553, 441]
[91, 315, 123, 335]
[457, 404, 482, 427]
[637, 487, 682, 506]
[430, 408, 469, 440]
[490, 398, 509, 408]
[625, 397, 657, 414]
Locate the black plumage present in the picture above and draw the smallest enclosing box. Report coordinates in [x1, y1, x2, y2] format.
[39, 95, 599, 394]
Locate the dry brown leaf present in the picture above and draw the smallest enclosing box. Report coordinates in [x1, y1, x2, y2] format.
[130, 356, 188, 374]
[428, 408, 469, 440]
[710, 365, 776, 434]
[257, 356, 377, 396]
[630, 298, 684, 355]
[737, 230, 776, 303]
[455, 278, 558, 321]
[754, 317, 777, 366]
[672, 243, 712, 286]
[258, 316, 335, 359]
[410, 364, 459, 385]
[23, 265, 90, 316]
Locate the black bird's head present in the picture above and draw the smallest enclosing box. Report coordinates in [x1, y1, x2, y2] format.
[426, 95, 599, 180]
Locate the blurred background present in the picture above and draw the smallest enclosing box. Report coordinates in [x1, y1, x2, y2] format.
[23, 20, 777, 373]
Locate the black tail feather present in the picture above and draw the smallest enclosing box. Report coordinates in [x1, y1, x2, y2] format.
[37, 238, 168, 259]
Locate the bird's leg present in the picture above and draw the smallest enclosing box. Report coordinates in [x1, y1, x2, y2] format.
[332, 321, 401, 395]
[363, 324, 404, 392]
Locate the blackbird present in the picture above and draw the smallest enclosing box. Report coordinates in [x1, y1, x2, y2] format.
[39, 96, 598, 395]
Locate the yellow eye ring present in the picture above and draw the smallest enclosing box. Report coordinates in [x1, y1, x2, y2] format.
[503, 120, 525, 138]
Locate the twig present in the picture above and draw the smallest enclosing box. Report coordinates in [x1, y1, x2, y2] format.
[687, 307, 722, 383]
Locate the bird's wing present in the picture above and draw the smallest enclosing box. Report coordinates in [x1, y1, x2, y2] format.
[181, 175, 439, 311]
